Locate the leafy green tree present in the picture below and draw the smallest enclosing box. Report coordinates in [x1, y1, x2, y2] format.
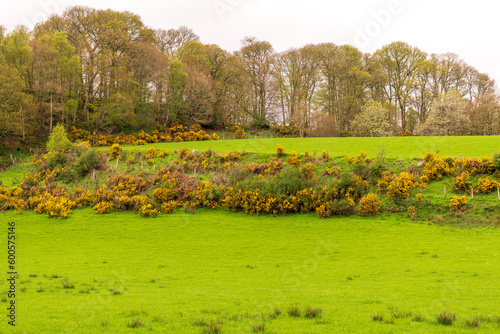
[167, 59, 188, 123]
[0, 25, 5, 42]
[315, 43, 370, 132]
[417, 90, 470, 136]
[237, 37, 275, 127]
[0, 26, 33, 81]
[46, 124, 73, 152]
[351, 100, 392, 137]
[374, 42, 426, 132]
[29, 31, 81, 133]
[0, 62, 36, 140]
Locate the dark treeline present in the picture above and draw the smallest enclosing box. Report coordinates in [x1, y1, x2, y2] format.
[1, 6, 499, 144]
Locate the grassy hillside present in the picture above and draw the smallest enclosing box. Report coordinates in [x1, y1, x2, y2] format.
[123, 136, 500, 159]
[1, 209, 500, 333]
[1, 136, 500, 333]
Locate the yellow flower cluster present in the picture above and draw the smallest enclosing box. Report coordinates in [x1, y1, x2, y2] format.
[132, 139, 148, 146]
[153, 184, 178, 203]
[108, 144, 122, 160]
[138, 204, 159, 217]
[347, 151, 371, 165]
[69, 125, 216, 147]
[325, 166, 342, 177]
[94, 201, 112, 214]
[276, 144, 286, 157]
[231, 125, 248, 139]
[321, 151, 330, 161]
[422, 152, 453, 181]
[386, 172, 419, 199]
[453, 172, 471, 193]
[476, 177, 500, 194]
[449, 195, 467, 212]
[146, 147, 158, 159]
[72, 188, 92, 208]
[287, 151, 301, 167]
[359, 194, 381, 217]
[416, 193, 423, 203]
[408, 206, 417, 219]
[161, 201, 181, 214]
[423, 153, 496, 181]
[34, 195, 75, 219]
[222, 151, 242, 162]
[189, 181, 221, 209]
[316, 204, 330, 219]
[0, 186, 25, 214]
[270, 124, 297, 137]
[300, 163, 316, 179]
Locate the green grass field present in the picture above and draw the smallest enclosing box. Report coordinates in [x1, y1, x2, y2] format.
[1, 136, 500, 333]
[123, 136, 500, 159]
[1, 209, 500, 333]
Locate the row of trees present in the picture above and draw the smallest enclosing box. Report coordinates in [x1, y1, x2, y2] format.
[1, 6, 499, 143]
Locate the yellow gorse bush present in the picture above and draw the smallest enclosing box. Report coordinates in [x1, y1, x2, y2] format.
[386, 172, 419, 199]
[359, 194, 381, 217]
[449, 195, 467, 212]
[476, 177, 500, 194]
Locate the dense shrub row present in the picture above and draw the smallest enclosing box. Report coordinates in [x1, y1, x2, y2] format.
[69, 124, 218, 147]
[1, 146, 500, 220]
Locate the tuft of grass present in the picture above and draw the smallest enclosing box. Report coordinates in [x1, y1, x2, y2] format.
[464, 317, 481, 328]
[29, 274, 38, 278]
[436, 312, 456, 325]
[372, 313, 384, 322]
[287, 306, 301, 317]
[113, 289, 122, 295]
[390, 308, 411, 319]
[127, 318, 144, 328]
[62, 278, 75, 289]
[202, 320, 222, 334]
[269, 308, 281, 319]
[191, 319, 208, 327]
[251, 323, 265, 332]
[412, 314, 425, 322]
[304, 306, 323, 318]
[36, 286, 45, 293]
[79, 289, 89, 294]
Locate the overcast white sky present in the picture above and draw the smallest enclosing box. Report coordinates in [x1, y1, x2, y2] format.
[2, 0, 499, 85]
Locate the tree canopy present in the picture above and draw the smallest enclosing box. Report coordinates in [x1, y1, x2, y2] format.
[0, 6, 498, 144]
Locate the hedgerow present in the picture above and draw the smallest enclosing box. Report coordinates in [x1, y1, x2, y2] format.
[69, 124, 216, 147]
[1, 148, 499, 221]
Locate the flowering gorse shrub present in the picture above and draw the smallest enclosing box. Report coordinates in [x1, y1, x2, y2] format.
[453, 172, 471, 193]
[476, 177, 500, 194]
[359, 194, 381, 217]
[386, 172, 419, 199]
[449, 195, 467, 212]
[276, 144, 286, 157]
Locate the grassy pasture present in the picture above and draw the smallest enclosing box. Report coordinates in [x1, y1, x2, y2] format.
[1, 209, 500, 333]
[1, 135, 500, 333]
[122, 136, 500, 159]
